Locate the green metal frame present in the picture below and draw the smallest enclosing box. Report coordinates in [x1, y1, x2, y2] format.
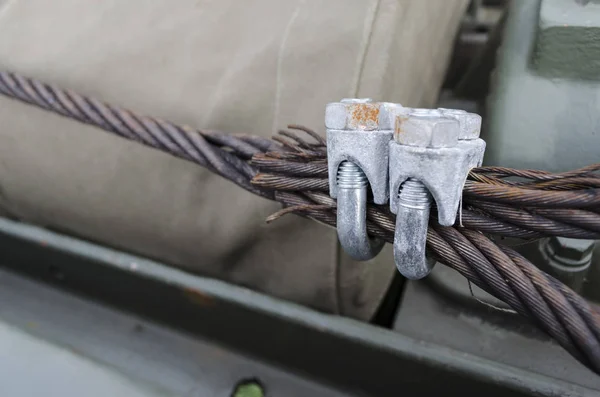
[0, 217, 597, 396]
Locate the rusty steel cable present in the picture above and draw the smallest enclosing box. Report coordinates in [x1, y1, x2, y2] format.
[2, 70, 600, 374]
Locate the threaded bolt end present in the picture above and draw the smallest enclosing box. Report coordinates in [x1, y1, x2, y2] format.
[398, 178, 432, 209]
[410, 108, 442, 117]
[336, 161, 369, 189]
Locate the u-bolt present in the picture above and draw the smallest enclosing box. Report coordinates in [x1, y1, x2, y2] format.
[326, 99, 400, 262]
[336, 161, 384, 261]
[389, 107, 485, 279]
[394, 177, 433, 279]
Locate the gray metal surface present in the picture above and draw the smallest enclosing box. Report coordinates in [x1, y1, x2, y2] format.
[0, 216, 593, 396]
[0, 322, 166, 397]
[535, 0, 600, 80]
[394, 270, 600, 395]
[485, 0, 600, 172]
[0, 269, 344, 397]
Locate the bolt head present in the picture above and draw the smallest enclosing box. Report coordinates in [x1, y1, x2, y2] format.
[394, 112, 459, 148]
[439, 108, 482, 140]
[346, 101, 380, 130]
[325, 98, 379, 131]
[547, 237, 596, 263]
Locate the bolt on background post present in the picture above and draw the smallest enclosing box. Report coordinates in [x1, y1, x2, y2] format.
[538, 236, 596, 293]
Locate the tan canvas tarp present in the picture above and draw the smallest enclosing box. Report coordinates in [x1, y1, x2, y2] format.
[0, 0, 467, 320]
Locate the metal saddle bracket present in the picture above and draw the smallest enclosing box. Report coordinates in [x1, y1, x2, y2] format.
[388, 108, 485, 279]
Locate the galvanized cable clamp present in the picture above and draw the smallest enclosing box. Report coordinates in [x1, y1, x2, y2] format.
[326, 100, 486, 271]
[389, 108, 486, 279]
[325, 98, 403, 261]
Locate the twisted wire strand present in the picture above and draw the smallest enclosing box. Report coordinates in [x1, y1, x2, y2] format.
[459, 210, 544, 239]
[467, 200, 600, 239]
[530, 208, 600, 233]
[463, 230, 600, 371]
[0, 72, 272, 199]
[476, 164, 600, 181]
[250, 156, 328, 177]
[463, 181, 600, 208]
[500, 247, 600, 364]
[2, 70, 600, 374]
[524, 177, 600, 191]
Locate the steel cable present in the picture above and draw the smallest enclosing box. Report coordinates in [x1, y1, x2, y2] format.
[2, 70, 600, 374]
[274, 189, 600, 372]
[0, 72, 273, 200]
[467, 200, 600, 239]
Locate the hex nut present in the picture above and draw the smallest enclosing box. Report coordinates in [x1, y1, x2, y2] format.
[547, 237, 596, 263]
[325, 98, 378, 131]
[439, 108, 482, 140]
[325, 102, 347, 130]
[394, 113, 459, 148]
